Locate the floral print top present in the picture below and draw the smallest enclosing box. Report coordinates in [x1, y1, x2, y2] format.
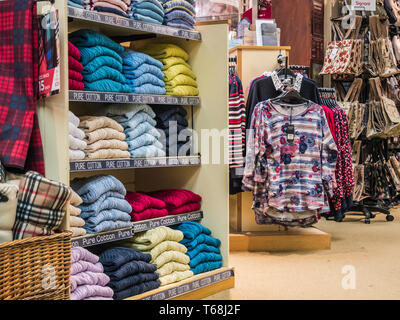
[243, 100, 338, 220]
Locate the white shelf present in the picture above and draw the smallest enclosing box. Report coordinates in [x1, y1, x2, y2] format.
[68, 6, 202, 41]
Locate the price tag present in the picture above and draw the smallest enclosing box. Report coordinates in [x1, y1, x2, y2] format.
[351, 0, 376, 11]
[287, 125, 295, 143]
[330, 48, 338, 60]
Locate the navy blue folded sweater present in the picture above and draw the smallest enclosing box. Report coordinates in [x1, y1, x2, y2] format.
[108, 260, 157, 281]
[113, 280, 160, 300]
[108, 272, 159, 292]
[99, 247, 151, 272]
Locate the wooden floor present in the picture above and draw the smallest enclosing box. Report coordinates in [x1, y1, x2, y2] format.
[230, 228, 331, 252]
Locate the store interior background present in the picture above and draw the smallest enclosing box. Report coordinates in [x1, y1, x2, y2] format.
[207, 0, 400, 300]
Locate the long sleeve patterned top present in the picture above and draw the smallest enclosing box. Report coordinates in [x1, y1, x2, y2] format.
[243, 100, 338, 225]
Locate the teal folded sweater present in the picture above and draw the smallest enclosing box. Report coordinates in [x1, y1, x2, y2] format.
[78, 47, 123, 66]
[83, 66, 127, 84]
[69, 29, 124, 53]
[83, 79, 132, 93]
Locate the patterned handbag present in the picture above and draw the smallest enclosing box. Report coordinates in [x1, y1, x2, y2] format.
[320, 15, 363, 76]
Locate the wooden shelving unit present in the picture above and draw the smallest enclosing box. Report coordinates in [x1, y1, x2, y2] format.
[37, 1, 233, 300]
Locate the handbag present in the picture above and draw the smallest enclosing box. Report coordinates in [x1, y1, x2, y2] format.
[320, 15, 363, 76]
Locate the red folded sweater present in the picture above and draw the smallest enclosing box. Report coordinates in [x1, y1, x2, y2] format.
[168, 202, 201, 215]
[68, 41, 81, 61]
[69, 79, 84, 91]
[130, 208, 169, 222]
[125, 192, 166, 213]
[69, 56, 84, 73]
[148, 189, 202, 209]
[69, 69, 83, 82]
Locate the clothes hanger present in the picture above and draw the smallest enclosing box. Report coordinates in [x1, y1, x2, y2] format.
[271, 89, 309, 105]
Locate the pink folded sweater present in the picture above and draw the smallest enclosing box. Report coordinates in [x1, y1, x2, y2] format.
[69, 79, 84, 91]
[125, 192, 166, 212]
[69, 69, 83, 82]
[168, 202, 201, 215]
[130, 208, 169, 222]
[68, 41, 81, 61]
[69, 56, 84, 73]
[148, 189, 202, 210]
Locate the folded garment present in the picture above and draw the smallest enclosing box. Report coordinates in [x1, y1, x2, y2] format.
[123, 63, 165, 80]
[191, 260, 223, 275]
[108, 271, 159, 292]
[186, 244, 221, 260]
[112, 280, 160, 300]
[84, 79, 132, 93]
[78, 46, 123, 67]
[168, 202, 201, 215]
[83, 55, 123, 74]
[143, 240, 187, 261]
[85, 209, 132, 228]
[69, 110, 81, 128]
[125, 192, 166, 212]
[71, 175, 127, 204]
[132, 7, 164, 23]
[140, 43, 189, 61]
[166, 19, 195, 30]
[84, 128, 126, 145]
[106, 259, 157, 281]
[80, 116, 124, 133]
[69, 56, 84, 73]
[70, 79, 85, 91]
[70, 189, 83, 207]
[85, 139, 129, 153]
[126, 226, 183, 251]
[121, 111, 157, 130]
[70, 134, 87, 151]
[176, 221, 211, 240]
[71, 227, 87, 237]
[69, 122, 86, 140]
[68, 0, 84, 9]
[153, 105, 187, 122]
[86, 149, 131, 160]
[99, 247, 151, 272]
[156, 113, 188, 129]
[132, 12, 162, 24]
[84, 296, 113, 300]
[164, 74, 198, 89]
[93, 0, 129, 11]
[71, 215, 86, 227]
[130, 207, 168, 222]
[85, 219, 132, 234]
[71, 271, 111, 292]
[70, 29, 124, 53]
[126, 73, 165, 88]
[129, 143, 166, 158]
[163, 0, 195, 16]
[71, 261, 104, 276]
[122, 50, 164, 70]
[99, 103, 155, 122]
[0, 182, 18, 244]
[83, 66, 127, 84]
[156, 261, 190, 277]
[182, 234, 221, 250]
[131, 83, 166, 95]
[94, 5, 131, 18]
[71, 246, 100, 264]
[165, 9, 196, 25]
[164, 64, 196, 82]
[70, 149, 86, 160]
[69, 69, 84, 82]
[127, 133, 159, 152]
[79, 194, 130, 219]
[189, 252, 223, 269]
[153, 250, 190, 268]
[71, 284, 114, 300]
[131, 0, 164, 14]
[125, 122, 161, 141]
[166, 85, 199, 96]
[148, 189, 202, 210]
[159, 270, 193, 286]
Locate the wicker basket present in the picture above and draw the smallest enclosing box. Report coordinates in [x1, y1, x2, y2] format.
[0, 231, 72, 300]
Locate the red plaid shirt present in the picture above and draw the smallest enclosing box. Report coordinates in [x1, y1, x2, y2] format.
[0, 0, 44, 175]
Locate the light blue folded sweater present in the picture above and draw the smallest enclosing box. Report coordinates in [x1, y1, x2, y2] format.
[126, 133, 159, 151]
[126, 73, 165, 88]
[124, 121, 161, 140]
[85, 209, 132, 228]
[69, 29, 124, 53]
[131, 0, 164, 12]
[123, 63, 165, 80]
[78, 46, 123, 66]
[105, 104, 156, 122]
[71, 175, 127, 204]
[83, 66, 127, 84]
[122, 50, 164, 70]
[121, 111, 157, 129]
[131, 1, 165, 17]
[85, 220, 133, 234]
[79, 194, 132, 219]
[129, 143, 166, 158]
[132, 83, 166, 95]
[132, 8, 164, 23]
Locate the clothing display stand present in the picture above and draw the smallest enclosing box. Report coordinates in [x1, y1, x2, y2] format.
[228, 45, 331, 252]
[37, 0, 234, 300]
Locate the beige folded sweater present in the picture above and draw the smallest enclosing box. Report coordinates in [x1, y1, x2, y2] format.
[69, 204, 82, 217]
[143, 240, 187, 262]
[70, 189, 83, 206]
[156, 261, 190, 277]
[86, 149, 130, 160]
[123, 226, 184, 251]
[159, 270, 194, 287]
[79, 116, 124, 133]
[84, 128, 126, 145]
[71, 227, 87, 238]
[70, 215, 85, 228]
[85, 139, 129, 153]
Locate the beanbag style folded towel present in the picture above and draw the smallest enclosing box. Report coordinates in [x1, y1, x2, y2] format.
[12, 172, 71, 240]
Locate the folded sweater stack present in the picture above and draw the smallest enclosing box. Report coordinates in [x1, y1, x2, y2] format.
[70, 247, 114, 300]
[69, 41, 85, 91]
[99, 247, 160, 300]
[129, 0, 165, 25]
[98, 103, 166, 158]
[161, 0, 196, 30]
[122, 50, 166, 95]
[84, 0, 131, 18]
[153, 105, 192, 156]
[69, 29, 131, 93]
[140, 43, 199, 96]
[71, 175, 133, 234]
[125, 192, 168, 222]
[149, 189, 201, 215]
[78, 115, 130, 160]
[176, 221, 222, 275]
[120, 226, 193, 286]
[68, 0, 84, 9]
[69, 111, 87, 161]
[69, 189, 87, 238]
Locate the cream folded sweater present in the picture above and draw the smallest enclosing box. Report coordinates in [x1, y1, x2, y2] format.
[159, 270, 194, 287]
[69, 204, 82, 217]
[84, 128, 126, 145]
[70, 215, 85, 228]
[79, 116, 124, 133]
[153, 251, 190, 269]
[85, 139, 129, 153]
[86, 149, 130, 160]
[71, 227, 87, 238]
[143, 240, 187, 262]
[156, 261, 190, 277]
